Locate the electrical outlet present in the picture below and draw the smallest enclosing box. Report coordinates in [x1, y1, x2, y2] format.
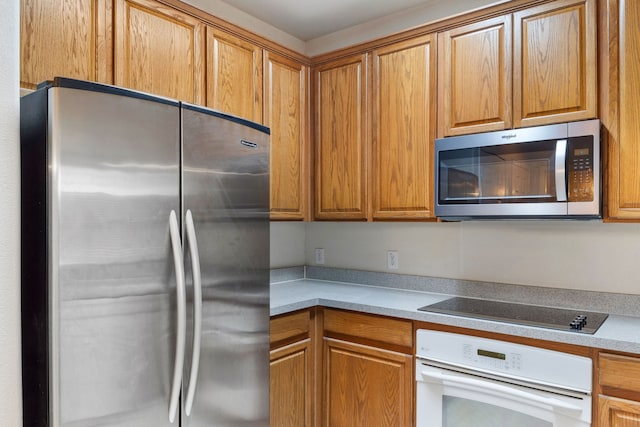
[387, 251, 399, 270]
[315, 248, 325, 265]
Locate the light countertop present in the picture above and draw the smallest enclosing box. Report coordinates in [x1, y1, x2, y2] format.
[271, 278, 640, 354]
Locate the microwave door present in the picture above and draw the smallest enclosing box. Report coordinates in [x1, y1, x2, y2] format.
[436, 138, 569, 217]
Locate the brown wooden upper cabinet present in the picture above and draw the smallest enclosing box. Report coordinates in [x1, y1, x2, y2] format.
[602, 0, 640, 221]
[438, 0, 596, 137]
[513, 0, 597, 128]
[265, 51, 310, 220]
[371, 35, 437, 220]
[113, 0, 205, 104]
[206, 28, 263, 123]
[438, 16, 512, 137]
[313, 54, 369, 220]
[20, 0, 111, 89]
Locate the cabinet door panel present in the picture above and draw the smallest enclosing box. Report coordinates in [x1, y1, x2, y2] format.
[600, 396, 640, 427]
[270, 339, 313, 427]
[438, 16, 512, 136]
[323, 338, 412, 427]
[605, 0, 640, 219]
[514, 0, 596, 127]
[207, 28, 262, 122]
[372, 35, 436, 219]
[114, 0, 205, 104]
[21, 0, 110, 88]
[265, 52, 309, 220]
[314, 54, 368, 220]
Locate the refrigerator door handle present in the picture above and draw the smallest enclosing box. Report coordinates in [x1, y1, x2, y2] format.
[184, 209, 203, 416]
[168, 210, 186, 423]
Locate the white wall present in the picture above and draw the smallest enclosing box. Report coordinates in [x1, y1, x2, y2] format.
[0, 0, 23, 425]
[301, 221, 640, 295]
[270, 222, 307, 267]
[184, 0, 500, 56]
[306, 0, 499, 56]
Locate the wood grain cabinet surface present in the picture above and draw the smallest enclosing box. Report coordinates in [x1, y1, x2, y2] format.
[513, 0, 597, 128]
[270, 310, 315, 427]
[438, 0, 596, 137]
[265, 51, 310, 220]
[599, 353, 640, 427]
[322, 309, 413, 427]
[599, 396, 640, 427]
[313, 54, 369, 220]
[323, 338, 413, 427]
[113, 0, 205, 104]
[371, 35, 437, 220]
[437, 15, 512, 136]
[602, 0, 640, 221]
[206, 28, 263, 122]
[20, 0, 111, 89]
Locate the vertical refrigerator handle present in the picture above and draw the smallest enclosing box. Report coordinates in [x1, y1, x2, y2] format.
[555, 139, 567, 202]
[184, 210, 203, 416]
[168, 210, 186, 423]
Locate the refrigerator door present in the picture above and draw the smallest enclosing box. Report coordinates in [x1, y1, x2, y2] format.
[49, 83, 180, 426]
[181, 104, 270, 427]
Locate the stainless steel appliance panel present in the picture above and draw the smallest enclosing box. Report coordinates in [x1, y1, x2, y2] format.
[181, 104, 270, 427]
[50, 86, 180, 426]
[434, 119, 600, 219]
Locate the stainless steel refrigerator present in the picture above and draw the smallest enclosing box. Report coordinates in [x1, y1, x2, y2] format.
[20, 77, 270, 427]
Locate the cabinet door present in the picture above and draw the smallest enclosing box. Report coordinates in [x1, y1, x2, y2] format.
[114, 0, 205, 104]
[437, 16, 512, 136]
[600, 396, 640, 427]
[314, 54, 368, 220]
[21, 0, 111, 89]
[323, 338, 412, 427]
[603, 0, 640, 220]
[371, 34, 436, 220]
[270, 339, 313, 427]
[513, 0, 596, 128]
[265, 51, 309, 220]
[206, 28, 263, 122]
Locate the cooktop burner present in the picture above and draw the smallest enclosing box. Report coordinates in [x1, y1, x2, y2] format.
[418, 297, 608, 334]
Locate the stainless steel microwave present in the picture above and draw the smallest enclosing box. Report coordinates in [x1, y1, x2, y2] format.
[435, 119, 601, 219]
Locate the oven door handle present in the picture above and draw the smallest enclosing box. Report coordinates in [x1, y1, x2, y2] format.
[420, 370, 583, 414]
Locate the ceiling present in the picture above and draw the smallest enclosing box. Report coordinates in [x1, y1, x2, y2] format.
[217, 0, 441, 41]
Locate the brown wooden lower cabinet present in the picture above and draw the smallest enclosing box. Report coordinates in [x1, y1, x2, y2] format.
[599, 396, 640, 427]
[323, 337, 412, 427]
[270, 338, 313, 427]
[270, 310, 316, 427]
[598, 352, 640, 427]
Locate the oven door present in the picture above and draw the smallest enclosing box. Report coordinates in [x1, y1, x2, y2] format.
[416, 363, 591, 427]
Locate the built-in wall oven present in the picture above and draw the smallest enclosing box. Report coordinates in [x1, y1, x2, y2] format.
[416, 330, 592, 427]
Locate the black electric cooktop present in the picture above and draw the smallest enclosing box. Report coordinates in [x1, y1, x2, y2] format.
[418, 297, 609, 334]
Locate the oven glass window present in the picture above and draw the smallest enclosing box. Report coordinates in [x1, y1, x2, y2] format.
[443, 396, 551, 427]
[438, 140, 558, 204]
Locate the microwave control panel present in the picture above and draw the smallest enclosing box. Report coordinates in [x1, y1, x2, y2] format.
[567, 136, 594, 202]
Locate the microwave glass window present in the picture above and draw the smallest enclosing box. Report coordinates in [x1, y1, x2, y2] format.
[439, 139, 559, 204]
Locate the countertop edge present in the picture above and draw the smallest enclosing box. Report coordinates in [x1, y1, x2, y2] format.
[270, 279, 640, 355]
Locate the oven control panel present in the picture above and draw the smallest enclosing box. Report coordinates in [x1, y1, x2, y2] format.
[416, 329, 592, 392]
[463, 343, 522, 372]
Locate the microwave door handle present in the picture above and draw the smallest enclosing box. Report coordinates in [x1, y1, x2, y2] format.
[555, 139, 567, 202]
